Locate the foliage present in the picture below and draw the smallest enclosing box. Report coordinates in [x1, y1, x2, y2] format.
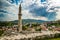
[22, 26, 28, 30]
[47, 20, 60, 27]
[0, 22, 14, 27]
[35, 28, 41, 31]
[47, 38, 60, 40]
[0, 30, 4, 36]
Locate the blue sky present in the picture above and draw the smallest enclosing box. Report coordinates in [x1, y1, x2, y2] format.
[0, 0, 60, 21]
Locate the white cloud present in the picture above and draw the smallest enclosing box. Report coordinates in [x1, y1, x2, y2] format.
[47, 0, 60, 11]
[22, 0, 46, 9]
[22, 0, 34, 8]
[22, 10, 48, 21]
[22, 10, 34, 19]
[0, 0, 19, 21]
[48, 0, 60, 6]
[21, 0, 48, 21]
[56, 9, 60, 20]
[32, 16, 48, 21]
[22, 0, 35, 6]
[47, 0, 60, 20]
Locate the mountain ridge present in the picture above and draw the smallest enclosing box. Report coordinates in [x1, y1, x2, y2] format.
[11, 19, 48, 24]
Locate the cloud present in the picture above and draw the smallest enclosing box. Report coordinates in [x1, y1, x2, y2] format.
[22, 10, 48, 21]
[32, 16, 48, 21]
[56, 9, 60, 20]
[0, 0, 19, 21]
[22, 10, 33, 19]
[0, 0, 48, 21]
[0, 0, 60, 21]
[25, 0, 56, 21]
[47, 0, 60, 20]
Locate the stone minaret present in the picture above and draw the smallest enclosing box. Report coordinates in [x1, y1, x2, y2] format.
[18, 4, 22, 32]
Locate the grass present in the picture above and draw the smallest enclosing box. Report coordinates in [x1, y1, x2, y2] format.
[47, 38, 60, 40]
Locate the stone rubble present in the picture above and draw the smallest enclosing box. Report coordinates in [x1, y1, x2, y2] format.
[0, 31, 60, 40]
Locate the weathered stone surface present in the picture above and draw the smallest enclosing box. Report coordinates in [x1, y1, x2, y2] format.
[0, 31, 60, 40]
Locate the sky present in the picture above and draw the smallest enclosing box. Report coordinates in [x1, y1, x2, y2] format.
[0, 0, 60, 21]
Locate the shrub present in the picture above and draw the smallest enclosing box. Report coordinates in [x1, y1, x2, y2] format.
[0, 30, 4, 36]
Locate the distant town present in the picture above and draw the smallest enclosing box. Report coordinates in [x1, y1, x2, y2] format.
[0, 20, 60, 35]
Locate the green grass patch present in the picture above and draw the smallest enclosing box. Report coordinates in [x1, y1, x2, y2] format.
[47, 38, 60, 40]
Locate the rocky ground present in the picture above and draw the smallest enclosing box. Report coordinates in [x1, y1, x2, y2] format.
[0, 31, 60, 40]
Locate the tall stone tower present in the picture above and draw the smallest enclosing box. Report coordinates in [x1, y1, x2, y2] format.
[18, 4, 22, 32]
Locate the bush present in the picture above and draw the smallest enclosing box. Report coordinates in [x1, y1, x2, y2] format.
[36, 28, 41, 31]
[0, 30, 4, 36]
[22, 26, 28, 30]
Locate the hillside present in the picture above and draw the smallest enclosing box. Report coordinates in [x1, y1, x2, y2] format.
[11, 19, 47, 25]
